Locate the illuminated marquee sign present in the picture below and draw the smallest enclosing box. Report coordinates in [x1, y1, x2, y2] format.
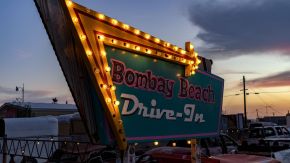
[35, 0, 224, 150]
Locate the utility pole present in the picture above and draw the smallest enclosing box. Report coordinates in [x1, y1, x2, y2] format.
[256, 109, 259, 119]
[22, 83, 24, 103]
[243, 76, 247, 128]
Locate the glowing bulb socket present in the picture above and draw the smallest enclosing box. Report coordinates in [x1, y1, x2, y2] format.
[134, 29, 140, 35]
[105, 66, 111, 72]
[135, 46, 140, 51]
[145, 34, 150, 39]
[172, 142, 176, 147]
[100, 84, 107, 89]
[114, 101, 120, 106]
[98, 14, 105, 19]
[80, 35, 86, 41]
[101, 51, 106, 56]
[106, 98, 112, 103]
[110, 85, 116, 91]
[155, 38, 160, 43]
[98, 35, 104, 40]
[72, 17, 78, 23]
[123, 24, 129, 30]
[153, 141, 159, 146]
[86, 50, 92, 56]
[111, 19, 118, 25]
[94, 68, 100, 73]
[66, 0, 72, 7]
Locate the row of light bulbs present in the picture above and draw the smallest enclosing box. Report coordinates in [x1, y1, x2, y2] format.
[94, 34, 200, 66]
[152, 140, 192, 146]
[66, 0, 202, 113]
[66, 0, 200, 70]
[83, 33, 200, 76]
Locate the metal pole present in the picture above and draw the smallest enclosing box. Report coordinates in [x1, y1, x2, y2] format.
[243, 76, 247, 128]
[22, 83, 24, 103]
[3, 135, 7, 163]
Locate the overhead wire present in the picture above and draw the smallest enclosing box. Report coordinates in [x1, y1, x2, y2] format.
[252, 87, 285, 116]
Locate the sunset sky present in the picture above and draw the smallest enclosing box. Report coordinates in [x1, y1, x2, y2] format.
[0, 0, 290, 119]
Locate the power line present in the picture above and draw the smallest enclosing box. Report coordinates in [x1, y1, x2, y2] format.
[257, 90, 290, 94]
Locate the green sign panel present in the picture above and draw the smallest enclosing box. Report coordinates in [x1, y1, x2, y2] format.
[106, 46, 224, 142]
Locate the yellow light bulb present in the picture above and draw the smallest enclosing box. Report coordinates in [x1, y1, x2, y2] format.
[94, 68, 100, 73]
[86, 50, 92, 56]
[187, 140, 191, 145]
[98, 14, 105, 19]
[72, 17, 78, 23]
[195, 65, 199, 69]
[123, 42, 130, 47]
[190, 44, 194, 50]
[114, 101, 120, 106]
[134, 29, 140, 35]
[191, 71, 196, 75]
[106, 98, 112, 103]
[145, 34, 150, 39]
[153, 141, 159, 146]
[182, 59, 187, 63]
[172, 142, 176, 147]
[197, 59, 201, 64]
[80, 35, 86, 41]
[146, 49, 151, 54]
[135, 46, 140, 51]
[123, 24, 129, 30]
[181, 50, 186, 54]
[98, 35, 104, 41]
[155, 38, 160, 43]
[110, 85, 116, 91]
[101, 51, 106, 56]
[165, 42, 170, 47]
[190, 61, 194, 64]
[66, 0, 72, 7]
[101, 84, 107, 89]
[105, 66, 111, 72]
[174, 46, 178, 51]
[111, 19, 118, 25]
[194, 52, 198, 57]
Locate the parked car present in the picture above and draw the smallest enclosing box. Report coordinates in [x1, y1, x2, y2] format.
[244, 126, 290, 146]
[137, 147, 280, 163]
[136, 134, 240, 162]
